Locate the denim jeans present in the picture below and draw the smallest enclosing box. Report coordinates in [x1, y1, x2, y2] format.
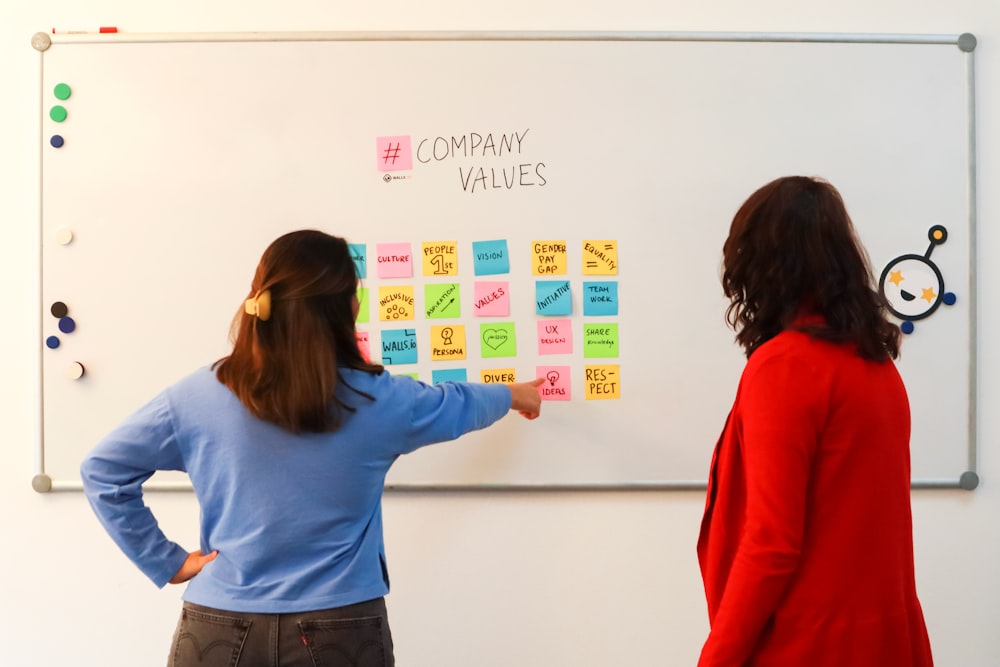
[168, 597, 395, 667]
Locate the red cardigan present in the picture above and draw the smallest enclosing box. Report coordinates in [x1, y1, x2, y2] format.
[697, 327, 933, 666]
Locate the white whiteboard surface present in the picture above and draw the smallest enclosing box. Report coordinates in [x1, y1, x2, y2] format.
[33, 31, 977, 491]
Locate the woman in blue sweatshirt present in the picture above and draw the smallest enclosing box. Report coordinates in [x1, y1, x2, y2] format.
[81, 229, 544, 667]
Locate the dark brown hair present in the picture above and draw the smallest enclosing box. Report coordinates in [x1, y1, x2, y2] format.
[214, 230, 383, 433]
[722, 176, 900, 361]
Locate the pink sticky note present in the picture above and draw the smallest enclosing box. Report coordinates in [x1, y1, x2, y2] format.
[356, 331, 371, 362]
[536, 365, 571, 401]
[376, 243, 413, 278]
[537, 319, 573, 355]
[375, 135, 413, 172]
[473, 281, 510, 317]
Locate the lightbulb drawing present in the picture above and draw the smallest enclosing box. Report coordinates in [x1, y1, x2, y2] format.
[546, 370, 560, 386]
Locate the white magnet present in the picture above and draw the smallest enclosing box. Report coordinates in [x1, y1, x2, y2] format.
[55, 228, 74, 245]
[66, 361, 85, 380]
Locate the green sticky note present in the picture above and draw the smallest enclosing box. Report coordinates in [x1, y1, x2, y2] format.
[53, 83, 72, 100]
[583, 323, 619, 358]
[480, 322, 517, 358]
[50, 105, 68, 122]
[425, 283, 461, 319]
[356, 287, 369, 324]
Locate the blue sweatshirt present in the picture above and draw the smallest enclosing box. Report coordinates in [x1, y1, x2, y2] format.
[80, 366, 512, 613]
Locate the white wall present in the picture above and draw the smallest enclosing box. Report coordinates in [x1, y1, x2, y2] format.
[1, 2, 998, 666]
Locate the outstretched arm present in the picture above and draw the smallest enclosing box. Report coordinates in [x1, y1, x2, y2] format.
[509, 378, 545, 420]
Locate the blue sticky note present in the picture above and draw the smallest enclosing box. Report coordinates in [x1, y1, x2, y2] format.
[583, 281, 619, 316]
[381, 329, 418, 365]
[432, 368, 468, 384]
[472, 239, 510, 276]
[349, 243, 367, 279]
[535, 280, 572, 316]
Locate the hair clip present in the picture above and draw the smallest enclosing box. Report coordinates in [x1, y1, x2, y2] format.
[244, 290, 271, 321]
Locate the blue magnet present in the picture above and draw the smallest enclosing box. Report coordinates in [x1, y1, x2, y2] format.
[58, 316, 76, 333]
[45, 336, 60, 349]
[50, 135, 64, 148]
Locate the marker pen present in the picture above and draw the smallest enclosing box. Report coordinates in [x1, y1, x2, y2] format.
[51, 27, 118, 34]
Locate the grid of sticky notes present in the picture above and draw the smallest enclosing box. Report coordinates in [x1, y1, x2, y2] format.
[352, 239, 621, 400]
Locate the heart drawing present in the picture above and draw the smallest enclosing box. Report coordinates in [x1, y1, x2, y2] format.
[482, 328, 509, 350]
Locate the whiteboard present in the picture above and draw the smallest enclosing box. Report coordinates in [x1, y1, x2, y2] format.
[32, 31, 978, 491]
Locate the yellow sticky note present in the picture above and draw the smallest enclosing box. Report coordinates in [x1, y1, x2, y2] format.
[422, 241, 459, 276]
[378, 285, 415, 321]
[481, 368, 517, 384]
[532, 240, 567, 276]
[582, 240, 618, 275]
[430, 324, 467, 361]
[584, 364, 620, 400]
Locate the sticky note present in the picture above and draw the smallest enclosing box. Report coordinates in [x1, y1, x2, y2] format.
[381, 329, 418, 365]
[349, 243, 368, 279]
[378, 285, 415, 321]
[582, 240, 619, 275]
[472, 240, 510, 276]
[432, 368, 468, 384]
[480, 323, 517, 358]
[425, 283, 461, 319]
[583, 323, 619, 358]
[584, 364, 620, 400]
[356, 330, 371, 361]
[356, 287, 370, 323]
[430, 325, 467, 361]
[473, 281, 510, 317]
[537, 365, 571, 401]
[536, 281, 572, 316]
[481, 368, 517, 384]
[537, 319, 572, 355]
[532, 240, 567, 275]
[422, 241, 459, 276]
[375, 243, 413, 279]
[376, 135, 413, 172]
[583, 281, 619, 316]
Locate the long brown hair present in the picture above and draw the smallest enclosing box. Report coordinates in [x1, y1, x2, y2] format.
[722, 176, 900, 361]
[214, 230, 383, 433]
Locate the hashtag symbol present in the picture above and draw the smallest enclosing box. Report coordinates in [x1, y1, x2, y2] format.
[382, 142, 401, 165]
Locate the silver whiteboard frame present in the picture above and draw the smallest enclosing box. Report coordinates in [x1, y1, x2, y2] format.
[30, 30, 979, 493]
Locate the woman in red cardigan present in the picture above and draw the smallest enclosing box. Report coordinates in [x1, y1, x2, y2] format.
[697, 176, 934, 666]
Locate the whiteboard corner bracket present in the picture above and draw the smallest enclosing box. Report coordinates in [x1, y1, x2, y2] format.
[957, 33, 977, 52]
[32, 32, 52, 52]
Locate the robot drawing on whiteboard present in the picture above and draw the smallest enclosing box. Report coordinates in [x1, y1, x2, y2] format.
[878, 225, 956, 334]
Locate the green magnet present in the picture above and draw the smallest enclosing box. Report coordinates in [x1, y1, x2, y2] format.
[54, 83, 72, 100]
[50, 105, 68, 122]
